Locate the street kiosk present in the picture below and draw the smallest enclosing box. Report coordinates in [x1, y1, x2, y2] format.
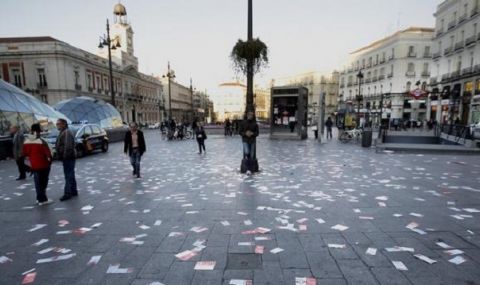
[270, 86, 308, 140]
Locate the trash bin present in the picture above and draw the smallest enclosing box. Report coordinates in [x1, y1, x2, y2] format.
[362, 129, 372, 147]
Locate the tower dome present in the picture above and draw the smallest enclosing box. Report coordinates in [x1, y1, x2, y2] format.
[113, 3, 127, 16]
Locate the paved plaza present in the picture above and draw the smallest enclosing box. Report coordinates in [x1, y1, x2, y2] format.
[1, 131, 480, 285]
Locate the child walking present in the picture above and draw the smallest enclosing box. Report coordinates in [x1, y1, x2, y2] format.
[195, 123, 207, 154]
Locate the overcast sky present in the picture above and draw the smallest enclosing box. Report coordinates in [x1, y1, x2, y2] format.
[1, 0, 439, 93]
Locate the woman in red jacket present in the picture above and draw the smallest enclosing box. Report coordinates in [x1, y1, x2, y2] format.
[23, 123, 53, 205]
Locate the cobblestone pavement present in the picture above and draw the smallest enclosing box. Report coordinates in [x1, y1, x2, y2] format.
[1, 131, 479, 285]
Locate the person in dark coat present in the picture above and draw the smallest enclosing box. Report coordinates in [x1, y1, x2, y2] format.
[325, 117, 333, 140]
[195, 122, 207, 154]
[55, 119, 78, 201]
[124, 122, 146, 178]
[10, 125, 27, 180]
[239, 111, 259, 160]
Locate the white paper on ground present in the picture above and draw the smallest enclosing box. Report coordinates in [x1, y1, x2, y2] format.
[221, 220, 230, 226]
[36, 253, 76, 264]
[328, 244, 346, 249]
[27, 224, 47, 232]
[315, 218, 325, 224]
[87, 255, 102, 266]
[295, 277, 317, 285]
[106, 264, 133, 273]
[229, 280, 253, 285]
[414, 254, 437, 264]
[436, 242, 452, 249]
[194, 261, 216, 270]
[392, 261, 408, 271]
[0, 256, 12, 263]
[366, 248, 377, 255]
[331, 224, 349, 231]
[444, 249, 464, 256]
[175, 250, 197, 261]
[154, 220, 162, 226]
[32, 239, 49, 246]
[385, 246, 414, 252]
[270, 247, 284, 254]
[448, 256, 466, 265]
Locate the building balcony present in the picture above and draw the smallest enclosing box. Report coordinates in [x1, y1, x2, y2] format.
[380, 58, 386, 64]
[347, 83, 353, 87]
[387, 73, 393, 78]
[432, 52, 441, 59]
[75, 84, 82, 91]
[421, 71, 431, 77]
[466, 35, 476, 46]
[36, 82, 48, 89]
[378, 74, 385, 80]
[436, 28, 444, 37]
[366, 63, 372, 68]
[340, 84, 345, 88]
[441, 74, 450, 82]
[388, 55, 394, 61]
[447, 20, 456, 30]
[423, 53, 432, 58]
[405, 71, 416, 77]
[450, 70, 460, 79]
[472, 6, 479, 17]
[462, 67, 472, 75]
[454, 41, 464, 51]
[407, 52, 417, 58]
[458, 14, 467, 23]
[444, 47, 452, 56]
[371, 76, 378, 82]
[365, 78, 371, 83]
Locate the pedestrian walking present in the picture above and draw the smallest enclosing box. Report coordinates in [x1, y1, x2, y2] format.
[191, 118, 198, 140]
[239, 111, 259, 174]
[22, 123, 52, 205]
[10, 125, 27, 180]
[195, 122, 207, 154]
[55, 118, 78, 201]
[325, 117, 333, 140]
[124, 122, 146, 178]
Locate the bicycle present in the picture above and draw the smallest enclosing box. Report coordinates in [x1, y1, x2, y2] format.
[339, 128, 363, 143]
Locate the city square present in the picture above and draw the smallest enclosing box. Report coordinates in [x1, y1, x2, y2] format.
[1, 0, 480, 284]
[1, 132, 480, 285]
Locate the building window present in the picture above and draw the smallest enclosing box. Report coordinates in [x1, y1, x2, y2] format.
[87, 73, 93, 90]
[424, 46, 430, 56]
[40, 94, 48, 103]
[95, 75, 101, 91]
[406, 81, 412, 92]
[457, 56, 462, 71]
[104, 77, 109, 91]
[407, 63, 415, 73]
[74, 71, 79, 85]
[12, 69, 22, 88]
[471, 52, 475, 68]
[37, 68, 47, 87]
[423, 63, 429, 73]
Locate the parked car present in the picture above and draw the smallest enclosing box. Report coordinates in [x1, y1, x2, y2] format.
[43, 123, 109, 158]
[148, 122, 160, 129]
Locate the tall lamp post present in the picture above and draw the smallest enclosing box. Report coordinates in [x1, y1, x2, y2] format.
[190, 78, 195, 122]
[162, 62, 175, 120]
[356, 70, 364, 126]
[98, 19, 120, 107]
[246, 0, 254, 115]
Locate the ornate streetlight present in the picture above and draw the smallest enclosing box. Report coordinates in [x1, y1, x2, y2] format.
[356, 70, 364, 126]
[98, 19, 120, 107]
[162, 62, 175, 120]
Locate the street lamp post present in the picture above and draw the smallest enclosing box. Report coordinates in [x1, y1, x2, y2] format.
[246, 0, 254, 115]
[356, 70, 364, 126]
[190, 78, 195, 122]
[98, 19, 120, 107]
[162, 62, 175, 120]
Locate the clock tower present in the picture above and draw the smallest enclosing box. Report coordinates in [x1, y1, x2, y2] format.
[98, 3, 139, 70]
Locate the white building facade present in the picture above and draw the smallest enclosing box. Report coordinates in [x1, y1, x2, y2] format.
[0, 4, 164, 125]
[431, 0, 480, 125]
[339, 27, 434, 126]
